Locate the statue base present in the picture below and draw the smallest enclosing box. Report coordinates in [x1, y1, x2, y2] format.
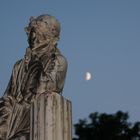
[30, 93, 72, 140]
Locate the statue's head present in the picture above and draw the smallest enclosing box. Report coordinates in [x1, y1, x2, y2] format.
[25, 14, 61, 49]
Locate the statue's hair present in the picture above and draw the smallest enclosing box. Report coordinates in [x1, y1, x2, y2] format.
[36, 14, 61, 38]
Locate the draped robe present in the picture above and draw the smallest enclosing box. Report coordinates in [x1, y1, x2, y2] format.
[0, 46, 67, 140]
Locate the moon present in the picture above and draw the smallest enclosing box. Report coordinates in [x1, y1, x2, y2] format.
[85, 72, 92, 81]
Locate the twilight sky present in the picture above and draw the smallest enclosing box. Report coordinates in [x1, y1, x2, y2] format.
[0, 0, 140, 124]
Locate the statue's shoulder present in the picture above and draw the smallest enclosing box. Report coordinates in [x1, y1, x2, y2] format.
[55, 51, 68, 66]
[13, 59, 23, 70]
[14, 59, 23, 66]
[55, 53, 68, 72]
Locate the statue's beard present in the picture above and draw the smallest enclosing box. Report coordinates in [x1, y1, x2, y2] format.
[28, 27, 48, 49]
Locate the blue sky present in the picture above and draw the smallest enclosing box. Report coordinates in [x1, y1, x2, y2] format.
[0, 0, 140, 125]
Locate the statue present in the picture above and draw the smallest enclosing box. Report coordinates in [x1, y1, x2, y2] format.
[0, 14, 67, 140]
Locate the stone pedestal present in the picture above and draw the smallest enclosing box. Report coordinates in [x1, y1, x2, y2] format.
[30, 93, 72, 140]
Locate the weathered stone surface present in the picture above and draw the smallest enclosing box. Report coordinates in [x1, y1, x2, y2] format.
[30, 93, 72, 140]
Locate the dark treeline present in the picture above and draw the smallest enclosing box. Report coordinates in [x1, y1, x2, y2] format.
[73, 111, 140, 140]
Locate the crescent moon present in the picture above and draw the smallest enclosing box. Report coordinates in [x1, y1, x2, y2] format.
[85, 72, 92, 81]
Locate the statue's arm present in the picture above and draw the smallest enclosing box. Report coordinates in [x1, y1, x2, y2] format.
[0, 60, 22, 121]
[37, 55, 67, 95]
[3, 60, 22, 97]
[3, 76, 12, 97]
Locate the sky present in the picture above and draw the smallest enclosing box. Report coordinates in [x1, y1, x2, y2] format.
[0, 0, 140, 126]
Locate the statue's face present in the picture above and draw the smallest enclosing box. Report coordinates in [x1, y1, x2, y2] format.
[29, 19, 49, 35]
[26, 18, 50, 48]
[25, 15, 60, 49]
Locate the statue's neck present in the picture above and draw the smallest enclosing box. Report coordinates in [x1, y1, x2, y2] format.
[25, 43, 59, 59]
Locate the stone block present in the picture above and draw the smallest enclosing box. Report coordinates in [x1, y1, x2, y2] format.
[30, 93, 72, 140]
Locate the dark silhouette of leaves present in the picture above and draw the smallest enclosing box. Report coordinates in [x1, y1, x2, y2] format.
[73, 111, 140, 140]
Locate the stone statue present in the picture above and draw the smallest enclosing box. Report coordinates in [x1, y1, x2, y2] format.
[0, 14, 67, 140]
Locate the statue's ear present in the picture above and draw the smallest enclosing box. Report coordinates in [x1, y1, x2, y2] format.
[30, 16, 35, 22]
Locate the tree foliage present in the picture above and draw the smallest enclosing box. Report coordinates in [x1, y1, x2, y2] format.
[73, 111, 140, 140]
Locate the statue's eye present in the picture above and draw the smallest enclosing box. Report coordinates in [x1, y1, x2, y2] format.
[42, 21, 48, 25]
